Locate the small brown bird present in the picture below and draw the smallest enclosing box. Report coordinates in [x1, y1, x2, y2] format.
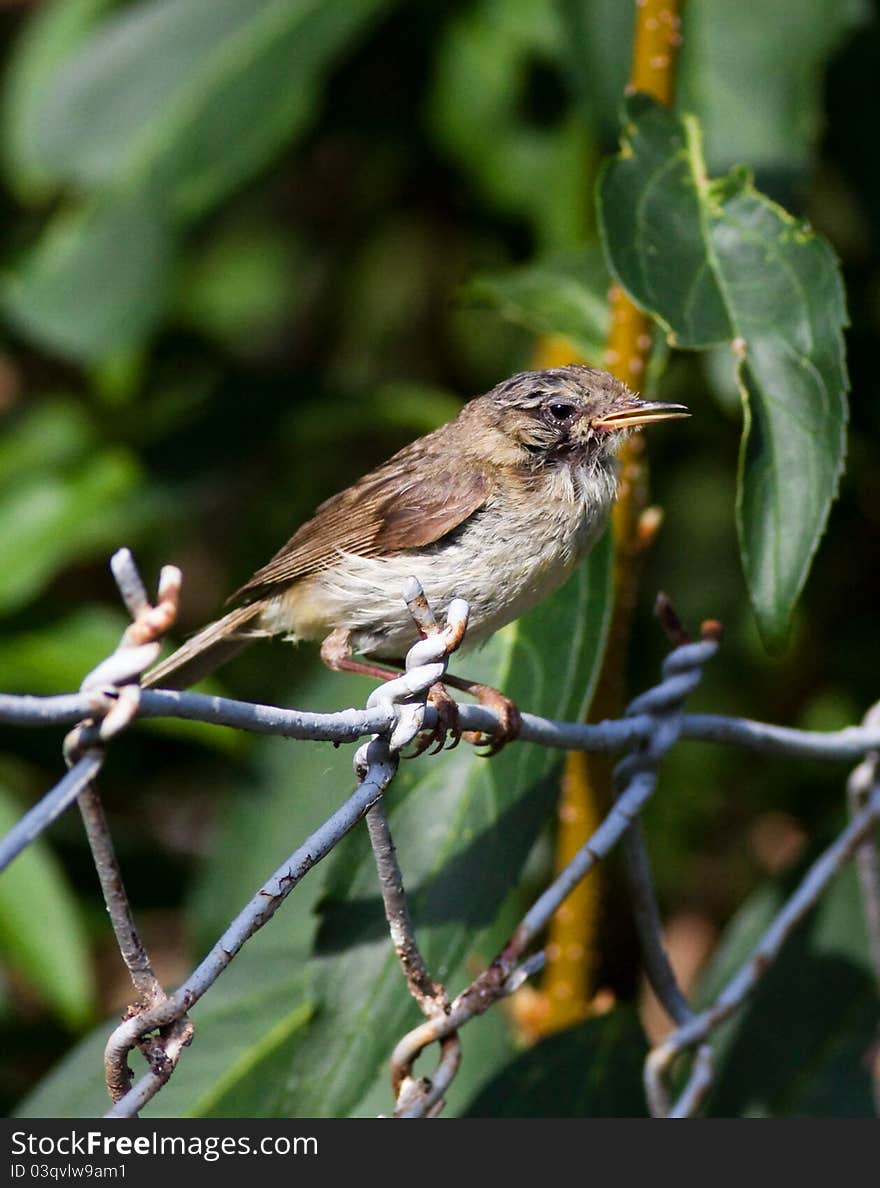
[145, 365, 687, 749]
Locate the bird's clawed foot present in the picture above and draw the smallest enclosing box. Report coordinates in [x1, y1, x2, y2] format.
[462, 683, 522, 757]
[407, 682, 462, 757]
[406, 680, 522, 759]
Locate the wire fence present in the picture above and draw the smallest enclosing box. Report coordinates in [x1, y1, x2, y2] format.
[1, 548, 879, 1118]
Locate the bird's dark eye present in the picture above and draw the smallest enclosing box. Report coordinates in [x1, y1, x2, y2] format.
[546, 401, 576, 422]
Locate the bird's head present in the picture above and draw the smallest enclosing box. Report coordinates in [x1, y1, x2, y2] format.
[470, 365, 689, 469]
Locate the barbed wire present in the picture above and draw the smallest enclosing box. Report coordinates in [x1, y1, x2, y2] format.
[1, 548, 879, 1118]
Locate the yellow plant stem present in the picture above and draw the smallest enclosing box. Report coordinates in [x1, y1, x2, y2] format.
[513, 0, 683, 1041]
[629, 0, 683, 105]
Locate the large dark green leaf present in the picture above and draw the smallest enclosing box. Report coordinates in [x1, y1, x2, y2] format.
[2, 195, 174, 361]
[694, 861, 878, 1116]
[463, 1008, 648, 1117]
[185, 668, 374, 952]
[1, 0, 119, 200]
[0, 400, 155, 612]
[599, 95, 848, 649]
[0, 785, 95, 1030]
[19, 0, 393, 218]
[2, 0, 395, 360]
[679, 0, 870, 183]
[15, 933, 314, 1118]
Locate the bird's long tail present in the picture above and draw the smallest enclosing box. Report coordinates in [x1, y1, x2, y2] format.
[142, 602, 265, 690]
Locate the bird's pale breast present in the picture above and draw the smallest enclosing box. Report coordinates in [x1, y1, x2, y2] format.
[261, 458, 618, 659]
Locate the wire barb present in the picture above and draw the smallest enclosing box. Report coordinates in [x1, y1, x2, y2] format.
[64, 551, 184, 1105]
[356, 580, 470, 755]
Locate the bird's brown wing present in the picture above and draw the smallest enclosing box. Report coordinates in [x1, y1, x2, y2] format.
[231, 437, 493, 604]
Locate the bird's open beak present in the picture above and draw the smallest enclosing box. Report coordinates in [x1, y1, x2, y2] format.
[592, 399, 690, 431]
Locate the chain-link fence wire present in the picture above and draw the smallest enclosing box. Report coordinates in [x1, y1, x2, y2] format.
[1, 549, 879, 1118]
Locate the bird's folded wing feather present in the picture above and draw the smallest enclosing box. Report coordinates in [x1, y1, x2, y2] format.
[231, 442, 493, 604]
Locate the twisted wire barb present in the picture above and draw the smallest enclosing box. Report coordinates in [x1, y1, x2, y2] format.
[65, 551, 184, 1098]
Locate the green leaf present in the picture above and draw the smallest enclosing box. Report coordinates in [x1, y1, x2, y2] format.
[598, 95, 849, 649]
[186, 667, 372, 952]
[0, 398, 93, 486]
[0, 606, 127, 693]
[694, 862, 878, 1117]
[0, 449, 143, 614]
[280, 535, 613, 1117]
[0, 400, 157, 612]
[2, 194, 174, 361]
[560, 0, 870, 182]
[15, 934, 314, 1118]
[464, 245, 610, 362]
[679, 0, 871, 181]
[2, 0, 397, 360]
[463, 1008, 648, 1116]
[1, 0, 119, 201]
[0, 784, 96, 1030]
[24, 0, 394, 219]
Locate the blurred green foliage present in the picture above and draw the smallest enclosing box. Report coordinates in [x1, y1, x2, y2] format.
[0, 0, 878, 1117]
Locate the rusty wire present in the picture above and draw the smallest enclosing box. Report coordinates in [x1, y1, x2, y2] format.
[1, 548, 879, 1118]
